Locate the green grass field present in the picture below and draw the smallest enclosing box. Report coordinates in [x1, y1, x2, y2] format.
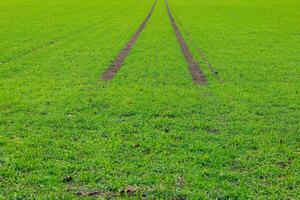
[0, 0, 299, 198]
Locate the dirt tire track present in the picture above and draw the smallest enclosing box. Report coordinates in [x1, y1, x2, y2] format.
[165, 0, 207, 85]
[192, 41, 223, 82]
[174, 16, 222, 82]
[102, 0, 158, 80]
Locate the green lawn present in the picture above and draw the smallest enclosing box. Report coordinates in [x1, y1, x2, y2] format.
[0, 0, 299, 199]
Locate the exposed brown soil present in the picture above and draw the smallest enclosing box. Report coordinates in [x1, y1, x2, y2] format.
[194, 44, 222, 82]
[76, 190, 117, 197]
[182, 28, 222, 82]
[172, 14, 222, 82]
[76, 186, 140, 198]
[102, 0, 158, 80]
[165, 0, 207, 85]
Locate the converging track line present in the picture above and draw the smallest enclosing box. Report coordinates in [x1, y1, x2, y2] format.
[165, 0, 207, 85]
[173, 15, 222, 82]
[102, 0, 158, 80]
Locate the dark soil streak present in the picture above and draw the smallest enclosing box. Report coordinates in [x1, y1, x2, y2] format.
[102, 0, 157, 80]
[165, 0, 207, 85]
[195, 45, 222, 82]
[173, 15, 222, 82]
[183, 29, 222, 82]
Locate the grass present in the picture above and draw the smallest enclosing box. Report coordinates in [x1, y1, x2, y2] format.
[1, 0, 299, 199]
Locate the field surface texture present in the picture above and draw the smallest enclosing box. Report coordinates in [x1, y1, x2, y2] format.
[0, 0, 300, 199]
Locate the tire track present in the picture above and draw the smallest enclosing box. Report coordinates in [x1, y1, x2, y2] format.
[102, 0, 158, 81]
[165, 0, 207, 85]
[174, 14, 222, 82]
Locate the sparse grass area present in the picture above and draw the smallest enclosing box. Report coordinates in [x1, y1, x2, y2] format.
[1, 0, 300, 199]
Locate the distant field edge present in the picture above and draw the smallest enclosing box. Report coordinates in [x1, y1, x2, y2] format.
[101, 0, 158, 81]
[165, 0, 207, 85]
